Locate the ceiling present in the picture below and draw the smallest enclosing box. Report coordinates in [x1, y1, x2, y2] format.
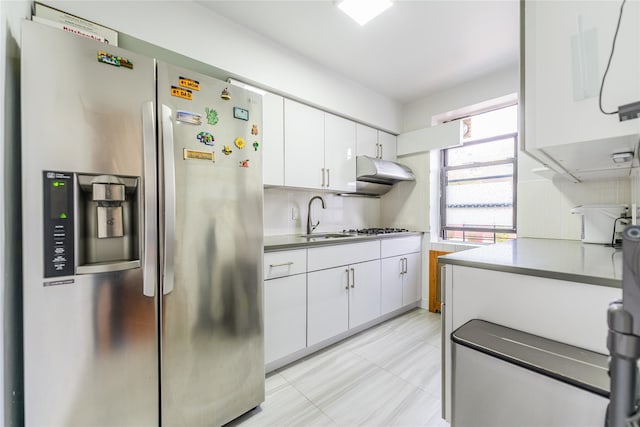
[196, 0, 520, 104]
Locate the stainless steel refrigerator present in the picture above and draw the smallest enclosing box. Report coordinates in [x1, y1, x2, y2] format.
[21, 20, 264, 426]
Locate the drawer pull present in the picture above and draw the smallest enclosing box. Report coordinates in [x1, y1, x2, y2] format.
[269, 261, 294, 268]
[345, 268, 350, 289]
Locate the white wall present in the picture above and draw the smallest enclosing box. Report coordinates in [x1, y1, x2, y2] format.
[41, 0, 402, 133]
[264, 188, 381, 236]
[1, 1, 30, 425]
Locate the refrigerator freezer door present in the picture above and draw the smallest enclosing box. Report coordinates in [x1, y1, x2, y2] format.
[21, 21, 158, 426]
[158, 62, 265, 426]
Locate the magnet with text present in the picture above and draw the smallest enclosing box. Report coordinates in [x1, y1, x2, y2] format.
[171, 86, 193, 101]
[233, 106, 249, 121]
[251, 124, 259, 135]
[97, 51, 133, 69]
[234, 137, 246, 149]
[205, 107, 219, 125]
[176, 110, 202, 125]
[252, 141, 259, 151]
[179, 76, 200, 91]
[239, 159, 250, 168]
[222, 145, 233, 155]
[196, 131, 214, 146]
[220, 87, 231, 100]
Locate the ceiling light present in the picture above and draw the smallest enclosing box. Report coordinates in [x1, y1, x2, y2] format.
[611, 151, 634, 164]
[337, 0, 392, 26]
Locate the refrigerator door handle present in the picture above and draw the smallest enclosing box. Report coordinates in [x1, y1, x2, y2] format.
[142, 101, 157, 297]
[161, 104, 176, 295]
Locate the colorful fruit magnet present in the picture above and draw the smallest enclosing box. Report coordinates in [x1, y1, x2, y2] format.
[176, 110, 202, 125]
[234, 137, 246, 149]
[239, 159, 250, 168]
[196, 131, 214, 146]
[205, 107, 219, 125]
[222, 145, 233, 155]
[252, 141, 259, 151]
[251, 124, 259, 135]
[220, 87, 231, 100]
[97, 51, 134, 69]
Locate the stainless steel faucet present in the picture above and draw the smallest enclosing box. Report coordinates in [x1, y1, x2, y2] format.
[306, 196, 326, 235]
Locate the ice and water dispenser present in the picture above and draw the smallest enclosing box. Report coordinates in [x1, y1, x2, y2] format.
[43, 171, 141, 278]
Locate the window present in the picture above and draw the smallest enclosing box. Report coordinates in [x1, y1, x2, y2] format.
[440, 105, 518, 244]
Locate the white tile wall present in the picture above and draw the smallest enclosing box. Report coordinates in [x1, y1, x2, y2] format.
[263, 188, 381, 236]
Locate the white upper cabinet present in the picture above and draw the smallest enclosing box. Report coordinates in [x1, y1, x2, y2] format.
[262, 92, 284, 186]
[523, 0, 640, 180]
[324, 113, 356, 192]
[356, 124, 398, 162]
[377, 131, 397, 162]
[356, 123, 378, 158]
[284, 99, 325, 189]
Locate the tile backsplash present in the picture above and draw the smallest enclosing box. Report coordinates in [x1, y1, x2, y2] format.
[263, 188, 381, 236]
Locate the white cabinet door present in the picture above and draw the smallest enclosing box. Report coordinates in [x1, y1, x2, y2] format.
[378, 131, 397, 162]
[348, 259, 381, 328]
[381, 255, 403, 315]
[324, 113, 356, 192]
[264, 274, 307, 364]
[524, 1, 640, 151]
[262, 92, 284, 186]
[284, 99, 324, 189]
[402, 252, 421, 305]
[307, 266, 349, 346]
[356, 123, 378, 158]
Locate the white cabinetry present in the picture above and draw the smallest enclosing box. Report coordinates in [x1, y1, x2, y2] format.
[356, 123, 397, 162]
[283, 100, 356, 191]
[284, 99, 325, 189]
[262, 92, 284, 186]
[263, 249, 307, 364]
[380, 236, 421, 315]
[523, 0, 640, 180]
[307, 241, 381, 346]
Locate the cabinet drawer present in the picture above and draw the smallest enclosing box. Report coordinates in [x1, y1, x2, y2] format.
[307, 241, 380, 272]
[264, 249, 307, 279]
[381, 236, 421, 258]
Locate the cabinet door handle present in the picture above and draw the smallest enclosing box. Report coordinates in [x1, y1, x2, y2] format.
[321, 168, 326, 187]
[327, 169, 330, 188]
[345, 268, 350, 290]
[404, 258, 408, 274]
[269, 261, 293, 268]
[379, 144, 383, 159]
[376, 143, 381, 159]
[350, 267, 355, 288]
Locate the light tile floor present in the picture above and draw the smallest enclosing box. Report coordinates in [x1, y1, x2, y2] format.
[228, 308, 449, 427]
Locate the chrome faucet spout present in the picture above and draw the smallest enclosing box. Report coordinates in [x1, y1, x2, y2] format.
[306, 196, 326, 235]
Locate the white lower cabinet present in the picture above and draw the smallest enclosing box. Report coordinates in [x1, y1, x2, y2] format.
[307, 259, 381, 346]
[380, 236, 421, 315]
[264, 273, 307, 364]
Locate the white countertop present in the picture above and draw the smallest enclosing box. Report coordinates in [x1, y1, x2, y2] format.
[438, 238, 622, 288]
[264, 231, 422, 252]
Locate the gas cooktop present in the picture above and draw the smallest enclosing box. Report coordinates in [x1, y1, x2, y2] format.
[342, 227, 410, 235]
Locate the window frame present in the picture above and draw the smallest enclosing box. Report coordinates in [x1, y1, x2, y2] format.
[440, 131, 518, 243]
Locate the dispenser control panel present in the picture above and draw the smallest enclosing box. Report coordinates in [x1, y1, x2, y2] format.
[43, 171, 74, 277]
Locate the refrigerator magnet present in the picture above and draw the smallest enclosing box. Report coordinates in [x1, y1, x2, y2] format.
[251, 124, 259, 135]
[205, 108, 219, 125]
[222, 145, 233, 155]
[252, 141, 259, 151]
[196, 131, 214, 146]
[234, 137, 246, 149]
[176, 111, 202, 125]
[97, 51, 133, 69]
[239, 159, 250, 168]
[178, 76, 200, 91]
[220, 87, 231, 100]
[233, 107, 249, 121]
[171, 86, 193, 101]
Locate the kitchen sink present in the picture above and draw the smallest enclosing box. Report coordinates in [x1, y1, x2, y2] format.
[299, 233, 354, 240]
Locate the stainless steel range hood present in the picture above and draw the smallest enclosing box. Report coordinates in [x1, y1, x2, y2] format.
[349, 155, 415, 196]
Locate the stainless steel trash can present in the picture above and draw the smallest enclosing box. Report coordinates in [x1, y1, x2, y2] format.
[451, 320, 609, 427]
